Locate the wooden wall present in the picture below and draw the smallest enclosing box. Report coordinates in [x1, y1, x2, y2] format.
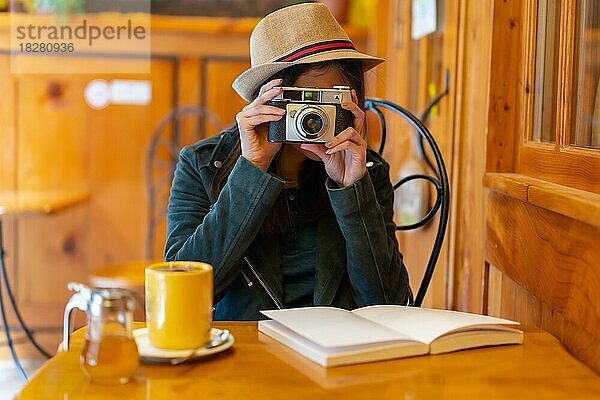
[484, 179, 600, 372]
[482, 0, 600, 373]
[378, 0, 599, 373]
[372, 0, 460, 309]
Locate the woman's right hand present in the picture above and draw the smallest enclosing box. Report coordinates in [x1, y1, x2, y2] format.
[236, 78, 286, 171]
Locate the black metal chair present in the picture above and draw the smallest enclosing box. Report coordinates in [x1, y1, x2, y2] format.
[365, 98, 450, 307]
[145, 105, 223, 260]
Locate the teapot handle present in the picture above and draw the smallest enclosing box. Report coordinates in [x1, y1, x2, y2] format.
[62, 283, 90, 351]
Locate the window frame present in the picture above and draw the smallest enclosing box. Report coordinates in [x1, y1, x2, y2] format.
[516, 0, 600, 194]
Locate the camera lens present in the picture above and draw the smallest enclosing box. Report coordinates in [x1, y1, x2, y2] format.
[294, 106, 329, 140]
[301, 113, 323, 135]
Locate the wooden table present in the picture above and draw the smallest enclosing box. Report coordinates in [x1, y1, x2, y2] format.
[0, 189, 90, 381]
[16, 322, 600, 399]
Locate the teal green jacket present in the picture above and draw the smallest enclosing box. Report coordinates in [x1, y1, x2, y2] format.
[164, 129, 410, 320]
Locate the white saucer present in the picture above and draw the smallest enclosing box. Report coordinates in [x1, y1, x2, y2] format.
[133, 328, 234, 363]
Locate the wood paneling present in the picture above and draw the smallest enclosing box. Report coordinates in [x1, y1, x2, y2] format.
[12, 57, 175, 281]
[10, 56, 150, 75]
[485, 172, 600, 227]
[487, 263, 600, 374]
[486, 0, 522, 173]
[177, 57, 203, 144]
[488, 265, 545, 331]
[483, 0, 600, 373]
[447, 0, 493, 313]
[562, 318, 600, 372]
[0, 214, 18, 340]
[17, 204, 88, 306]
[485, 263, 502, 317]
[368, 0, 391, 98]
[375, 0, 460, 309]
[87, 60, 175, 267]
[485, 191, 600, 372]
[517, 145, 600, 193]
[16, 73, 89, 191]
[484, 0, 600, 372]
[0, 56, 15, 191]
[0, 56, 18, 330]
[540, 301, 565, 341]
[203, 59, 249, 130]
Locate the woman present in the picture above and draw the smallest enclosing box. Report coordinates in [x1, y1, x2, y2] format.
[164, 3, 410, 320]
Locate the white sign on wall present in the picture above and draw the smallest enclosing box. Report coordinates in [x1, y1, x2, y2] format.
[84, 79, 152, 109]
[84, 79, 110, 110]
[412, 0, 437, 40]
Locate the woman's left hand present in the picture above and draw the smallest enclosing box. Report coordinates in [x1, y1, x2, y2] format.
[300, 89, 367, 187]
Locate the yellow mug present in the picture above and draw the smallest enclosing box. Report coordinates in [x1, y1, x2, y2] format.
[145, 261, 213, 350]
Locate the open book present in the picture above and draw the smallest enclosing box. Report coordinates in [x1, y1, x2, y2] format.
[259, 305, 523, 367]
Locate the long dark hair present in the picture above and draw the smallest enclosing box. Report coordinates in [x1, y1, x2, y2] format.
[211, 59, 365, 234]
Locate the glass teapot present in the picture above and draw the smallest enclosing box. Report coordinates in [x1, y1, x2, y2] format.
[63, 282, 139, 384]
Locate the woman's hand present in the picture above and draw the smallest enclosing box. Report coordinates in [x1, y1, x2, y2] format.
[236, 78, 285, 171]
[300, 89, 367, 187]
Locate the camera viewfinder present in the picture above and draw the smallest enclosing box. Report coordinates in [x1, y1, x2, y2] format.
[283, 90, 302, 101]
[303, 91, 320, 102]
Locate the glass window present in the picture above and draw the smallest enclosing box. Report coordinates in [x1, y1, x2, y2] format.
[532, 0, 561, 144]
[571, 0, 600, 148]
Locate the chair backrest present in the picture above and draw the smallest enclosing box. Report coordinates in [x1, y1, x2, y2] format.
[364, 98, 450, 307]
[145, 105, 223, 259]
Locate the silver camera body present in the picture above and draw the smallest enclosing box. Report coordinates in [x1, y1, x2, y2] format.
[267, 86, 353, 143]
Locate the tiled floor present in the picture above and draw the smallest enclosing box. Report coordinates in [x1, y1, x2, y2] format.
[0, 360, 44, 400]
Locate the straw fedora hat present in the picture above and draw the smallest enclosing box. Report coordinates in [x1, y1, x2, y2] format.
[232, 2, 384, 102]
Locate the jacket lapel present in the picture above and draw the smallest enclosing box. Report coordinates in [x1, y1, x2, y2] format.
[246, 233, 284, 307]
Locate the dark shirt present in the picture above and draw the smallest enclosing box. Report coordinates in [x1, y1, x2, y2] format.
[280, 188, 318, 307]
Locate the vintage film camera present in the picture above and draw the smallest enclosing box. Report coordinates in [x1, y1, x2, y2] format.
[267, 86, 354, 143]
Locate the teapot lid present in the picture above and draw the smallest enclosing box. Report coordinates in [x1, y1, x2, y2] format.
[92, 288, 136, 314]
[68, 282, 136, 316]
